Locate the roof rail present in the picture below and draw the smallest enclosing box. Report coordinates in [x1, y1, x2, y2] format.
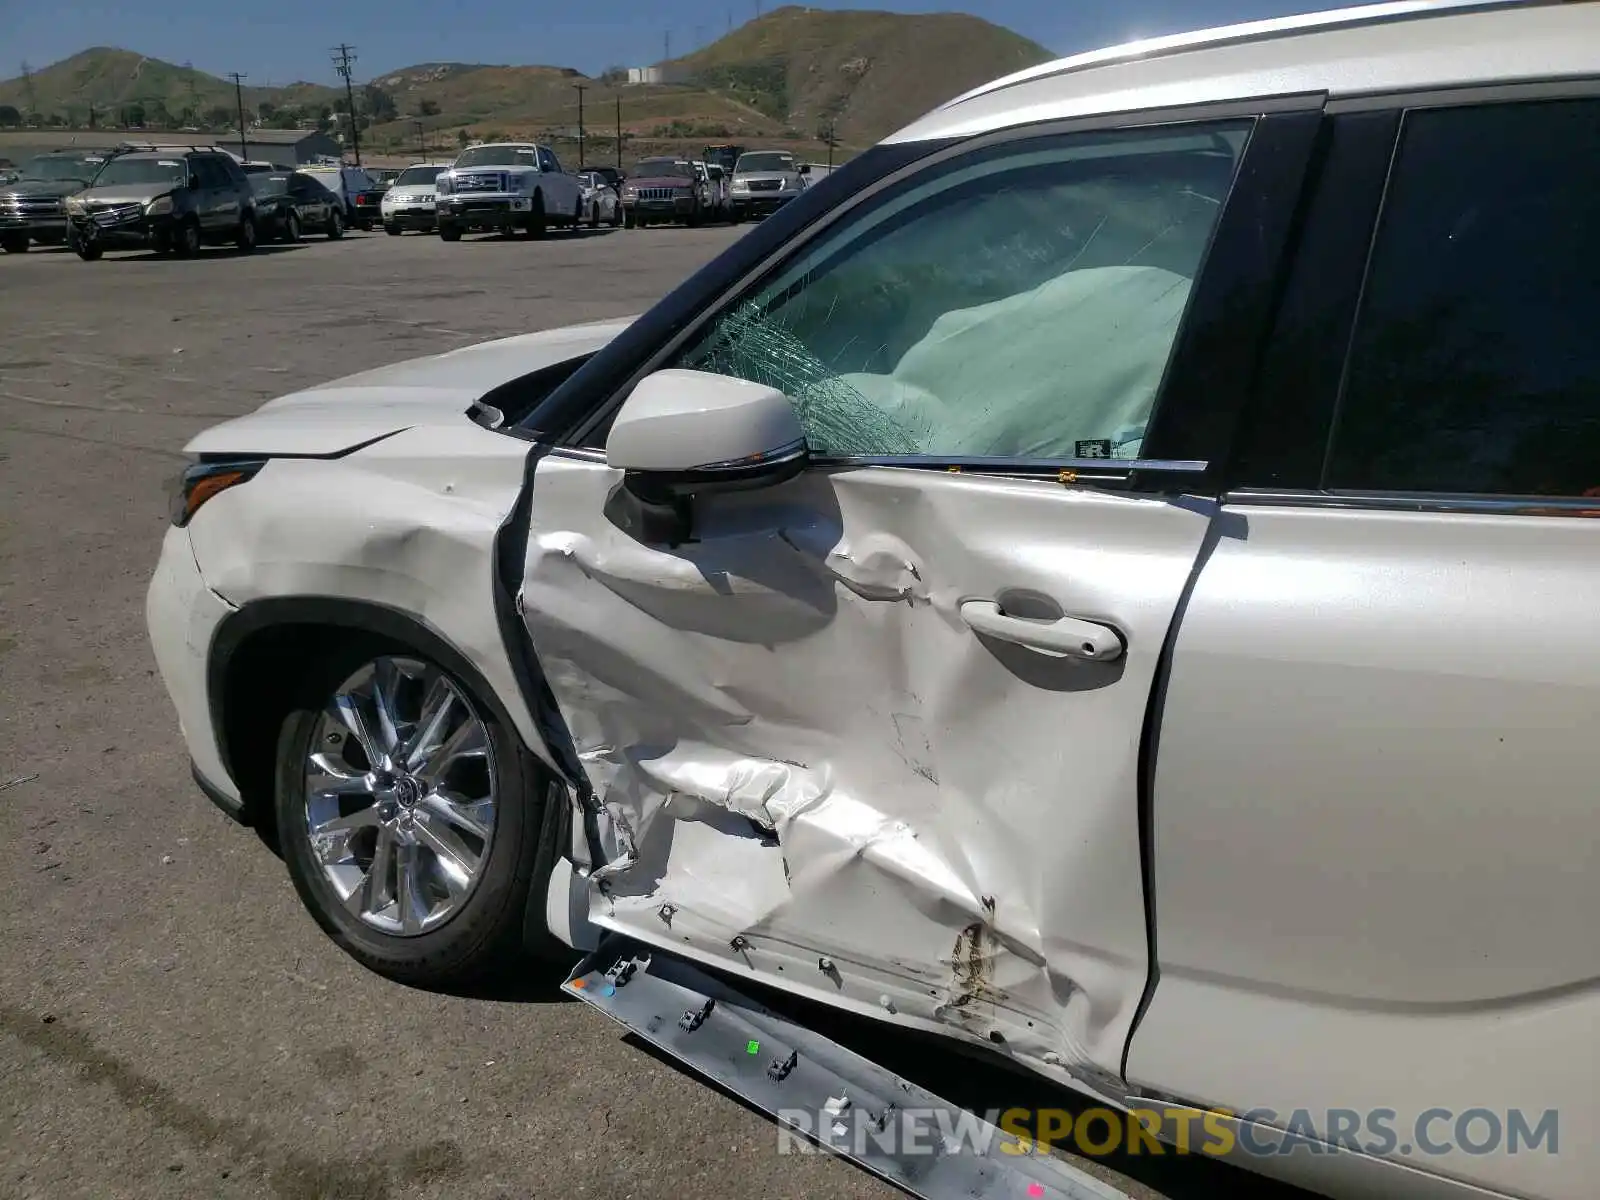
[113, 142, 233, 154]
[941, 0, 1548, 109]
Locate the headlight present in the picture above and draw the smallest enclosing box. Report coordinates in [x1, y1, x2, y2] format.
[730, 180, 749, 193]
[168, 459, 265, 527]
[64, 197, 86, 215]
[145, 194, 175, 216]
[621, 185, 637, 198]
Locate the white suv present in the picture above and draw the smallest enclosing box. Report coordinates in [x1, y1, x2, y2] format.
[147, 5, 1600, 1199]
[379, 161, 452, 234]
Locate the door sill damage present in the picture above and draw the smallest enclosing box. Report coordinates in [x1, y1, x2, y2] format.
[564, 938, 1136, 1200]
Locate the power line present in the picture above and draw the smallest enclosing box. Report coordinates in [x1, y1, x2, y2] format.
[228, 72, 248, 162]
[331, 43, 362, 166]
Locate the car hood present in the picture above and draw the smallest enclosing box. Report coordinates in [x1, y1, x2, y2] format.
[76, 182, 175, 205]
[184, 316, 637, 457]
[2, 177, 90, 199]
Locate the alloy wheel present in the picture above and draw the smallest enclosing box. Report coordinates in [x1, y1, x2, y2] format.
[303, 656, 497, 937]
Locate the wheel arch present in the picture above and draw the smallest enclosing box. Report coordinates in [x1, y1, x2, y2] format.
[207, 597, 538, 839]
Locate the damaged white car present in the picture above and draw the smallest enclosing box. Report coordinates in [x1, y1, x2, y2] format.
[147, 3, 1597, 1199]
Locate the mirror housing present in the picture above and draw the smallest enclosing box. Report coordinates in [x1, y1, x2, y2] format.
[798, 163, 812, 176]
[603, 369, 808, 545]
[607, 368, 806, 487]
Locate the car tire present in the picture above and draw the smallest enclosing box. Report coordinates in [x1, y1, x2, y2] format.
[274, 645, 563, 986]
[438, 221, 462, 242]
[1, 233, 27, 253]
[284, 212, 301, 243]
[173, 219, 202, 259]
[610, 204, 622, 228]
[74, 238, 103, 262]
[589, 202, 600, 229]
[236, 214, 258, 253]
[384, 222, 402, 236]
[525, 194, 546, 240]
[623, 210, 636, 229]
[325, 209, 344, 240]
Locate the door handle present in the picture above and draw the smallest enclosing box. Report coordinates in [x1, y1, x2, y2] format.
[959, 600, 1123, 662]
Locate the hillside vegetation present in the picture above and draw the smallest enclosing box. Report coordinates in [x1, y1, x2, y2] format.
[673, 6, 1051, 145]
[0, 7, 1055, 160]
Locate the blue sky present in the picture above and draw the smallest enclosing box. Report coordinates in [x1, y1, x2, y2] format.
[7, 0, 1334, 86]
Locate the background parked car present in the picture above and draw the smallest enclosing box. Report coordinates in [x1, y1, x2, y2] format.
[64, 148, 258, 260]
[587, 165, 625, 192]
[704, 162, 732, 221]
[248, 170, 343, 242]
[0, 148, 114, 252]
[619, 157, 709, 228]
[381, 162, 452, 234]
[300, 165, 383, 231]
[728, 149, 809, 220]
[575, 171, 623, 228]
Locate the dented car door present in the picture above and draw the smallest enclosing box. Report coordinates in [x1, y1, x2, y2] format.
[518, 115, 1276, 1089]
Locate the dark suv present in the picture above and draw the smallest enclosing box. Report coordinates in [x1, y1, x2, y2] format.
[0, 149, 117, 252]
[66, 148, 259, 260]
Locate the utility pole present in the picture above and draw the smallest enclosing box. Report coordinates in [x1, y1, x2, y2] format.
[615, 93, 623, 172]
[87, 102, 97, 130]
[414, 119, 426, 157]
[572, 82, 587, 168]
[664, 31, 671, 63]
[228, 73, 248, 162]
[184, 61, 200, 125]
[331, 43, 362, 166]
[818, 118, 839, 172]
[20, 61, 36, 122]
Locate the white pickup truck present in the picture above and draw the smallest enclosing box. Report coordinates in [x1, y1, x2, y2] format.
[434, 142, 586, 241]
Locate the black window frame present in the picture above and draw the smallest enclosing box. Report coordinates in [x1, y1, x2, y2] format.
[1227, 76, 1600, 517]
[520, 96, 1324, 496]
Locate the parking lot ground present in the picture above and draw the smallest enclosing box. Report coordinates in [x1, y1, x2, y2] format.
[0, 229, 1307, 1200]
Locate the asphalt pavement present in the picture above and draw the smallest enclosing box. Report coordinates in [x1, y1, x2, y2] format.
[0, 225, 1310, 1200]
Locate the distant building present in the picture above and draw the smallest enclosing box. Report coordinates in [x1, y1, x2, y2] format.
[626, 67, 665, 85]
[220, 128, 343, 166]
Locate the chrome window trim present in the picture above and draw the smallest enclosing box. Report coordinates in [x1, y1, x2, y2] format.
[1226, 488, 1600, 518]
[1325, 74, 1600, 114]
[815, 455, 1208, 475]
[550, 444, 1208, 482]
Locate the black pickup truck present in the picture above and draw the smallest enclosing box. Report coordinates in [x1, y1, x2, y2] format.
[0, 149, 115, 252]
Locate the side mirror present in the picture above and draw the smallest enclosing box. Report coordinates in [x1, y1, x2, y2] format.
[798, 164, 812, 177]
[604, 369, 808, 544]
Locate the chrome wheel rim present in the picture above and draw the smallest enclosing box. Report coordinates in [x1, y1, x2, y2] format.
[304, 657, 497, 937]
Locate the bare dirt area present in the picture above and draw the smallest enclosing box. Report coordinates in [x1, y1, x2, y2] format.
[0, 227, 1305, 1200]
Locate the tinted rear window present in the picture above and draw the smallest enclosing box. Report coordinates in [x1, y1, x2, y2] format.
[1327, 98, 1600, 497]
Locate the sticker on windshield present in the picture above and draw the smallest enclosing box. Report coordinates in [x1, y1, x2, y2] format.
[1074, 439, 1112, 459]
[158, 160, 182, 167]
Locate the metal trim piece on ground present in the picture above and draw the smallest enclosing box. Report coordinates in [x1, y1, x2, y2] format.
[563, 939, 1136, 1200]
